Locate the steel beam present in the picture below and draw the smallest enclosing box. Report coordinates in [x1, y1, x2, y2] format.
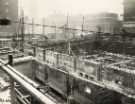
[0, 59, 56, 104]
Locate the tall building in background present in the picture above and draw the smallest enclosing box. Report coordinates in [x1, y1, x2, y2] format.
[85, 13, 122, 34]
[124, 0, 135, 21]
[123, 0, 135, 33]
[0, 0, 18, 36]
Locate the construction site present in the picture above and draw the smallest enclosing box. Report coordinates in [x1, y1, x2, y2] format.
[0, 0, 135, 104]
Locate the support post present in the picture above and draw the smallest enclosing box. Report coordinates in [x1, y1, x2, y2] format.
[32, 18, 34, 36]
[68, 41, 71, 55]
[20, 10, 25, 52]
[33, 46, 36, 57]
[8, 55, 16, 104]
[42, 18, 45, 35]
[43, 49, 46, 61]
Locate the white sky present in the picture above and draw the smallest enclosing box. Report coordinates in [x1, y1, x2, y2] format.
[20, 0, 123, 18]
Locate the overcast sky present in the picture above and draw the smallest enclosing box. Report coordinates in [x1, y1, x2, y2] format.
[20, 0, 123, 18]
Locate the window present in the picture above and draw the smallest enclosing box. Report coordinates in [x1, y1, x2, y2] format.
[5, 2, 9, 5]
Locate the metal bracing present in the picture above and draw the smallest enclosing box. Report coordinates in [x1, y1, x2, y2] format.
[0, 58, 57, 104]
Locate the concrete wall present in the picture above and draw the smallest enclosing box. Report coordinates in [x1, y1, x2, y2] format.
[13, 60, 35, 79]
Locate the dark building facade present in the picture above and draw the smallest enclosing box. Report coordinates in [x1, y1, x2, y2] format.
[0, 0, 18, 35]
[123, 0, 135, 33]
[124, 0, 135, 21]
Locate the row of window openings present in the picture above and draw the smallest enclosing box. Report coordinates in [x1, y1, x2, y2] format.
[3, 2, 9, 13]
[0, 25, 10, 28]
[0, 8, 10, 19]
[0, 1, 9, 5]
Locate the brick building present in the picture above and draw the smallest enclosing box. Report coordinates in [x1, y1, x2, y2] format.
[0, 0, 18, 36]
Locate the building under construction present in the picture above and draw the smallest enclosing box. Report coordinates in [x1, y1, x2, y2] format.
[1, 0, 135, 104]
